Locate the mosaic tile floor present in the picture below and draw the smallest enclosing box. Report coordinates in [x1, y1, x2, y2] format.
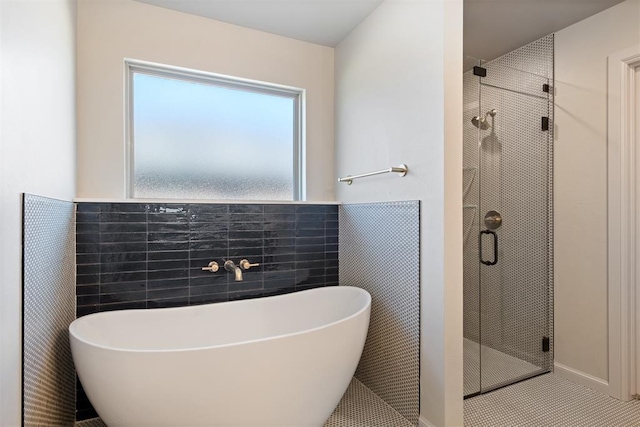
[75, 418, 106, 427]
[465, 373, 640, 426]
[75, 377, 413, 427]
[326, 378, 414, 427]
[464, 338, 542, 396]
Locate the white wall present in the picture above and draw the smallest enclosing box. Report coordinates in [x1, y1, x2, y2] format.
[554, 0, 640, 385]
[335, 0, 463, 425]
[76, 0, 334, 201]
[0, 1, 77, 425]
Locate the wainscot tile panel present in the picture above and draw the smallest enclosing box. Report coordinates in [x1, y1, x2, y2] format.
[23, 194, 76, 426]
[339, 201, 420, 426]
[75, 202, 339, 421]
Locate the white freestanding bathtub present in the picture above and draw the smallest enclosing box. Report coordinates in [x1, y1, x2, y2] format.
[69, 286, 371, 427]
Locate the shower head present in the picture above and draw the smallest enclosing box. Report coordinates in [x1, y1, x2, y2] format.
[471, 116, 490, 130]
[471, 109, 497, 130]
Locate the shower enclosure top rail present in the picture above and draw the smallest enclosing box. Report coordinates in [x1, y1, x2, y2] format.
[338, 164, 408, 185]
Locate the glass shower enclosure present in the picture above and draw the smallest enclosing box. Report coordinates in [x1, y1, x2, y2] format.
[462, 37, 554, 397]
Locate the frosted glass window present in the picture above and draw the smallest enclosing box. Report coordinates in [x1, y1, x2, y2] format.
[129, 65, 301, 200]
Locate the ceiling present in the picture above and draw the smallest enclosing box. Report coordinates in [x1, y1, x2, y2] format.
[465, 0, 626, 62]
[135, 0, 384, 47]
[136, 0, 626, 60]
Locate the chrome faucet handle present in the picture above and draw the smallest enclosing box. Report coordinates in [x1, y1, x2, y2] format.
[239, 259, 259, 270]
[201, 261, 219, 273]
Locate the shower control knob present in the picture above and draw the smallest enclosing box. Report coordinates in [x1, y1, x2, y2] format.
[484, 210, 503, 230]
[201, 261, 219, 273]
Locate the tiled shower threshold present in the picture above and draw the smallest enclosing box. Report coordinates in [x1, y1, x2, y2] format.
[75, 377, 414, 427]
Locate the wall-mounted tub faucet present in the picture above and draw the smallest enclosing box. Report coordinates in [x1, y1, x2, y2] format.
[224, 259, 260, 281]
[224, 260, 243, 281]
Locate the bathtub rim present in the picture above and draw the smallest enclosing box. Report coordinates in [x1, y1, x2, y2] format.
[69, 285, 371, 354]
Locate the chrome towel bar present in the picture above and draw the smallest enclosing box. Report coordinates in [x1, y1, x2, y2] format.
[338, 164, 408, 185]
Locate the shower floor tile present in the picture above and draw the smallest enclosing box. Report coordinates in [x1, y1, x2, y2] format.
[75, 377, 413, 427]
[464, 337, 541, 396]
[465, 373, 640, 426]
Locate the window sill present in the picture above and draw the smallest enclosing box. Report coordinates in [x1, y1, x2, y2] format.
[72, 198, 341, 205]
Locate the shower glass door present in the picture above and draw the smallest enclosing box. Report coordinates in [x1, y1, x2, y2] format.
[463, 56, 482, 397]
[463, 47, 553, 397]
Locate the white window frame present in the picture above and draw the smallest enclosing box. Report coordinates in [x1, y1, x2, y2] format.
[124, 59, 306, 201]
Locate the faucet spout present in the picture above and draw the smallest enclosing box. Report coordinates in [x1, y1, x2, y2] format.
[224, 260, 243, 281]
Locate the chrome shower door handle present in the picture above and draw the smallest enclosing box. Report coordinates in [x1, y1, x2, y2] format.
[479, 230, 498, 266]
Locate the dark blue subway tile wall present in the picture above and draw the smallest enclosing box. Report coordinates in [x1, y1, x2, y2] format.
[74, 202, 338, 421]
[75, 202, 338, 314]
